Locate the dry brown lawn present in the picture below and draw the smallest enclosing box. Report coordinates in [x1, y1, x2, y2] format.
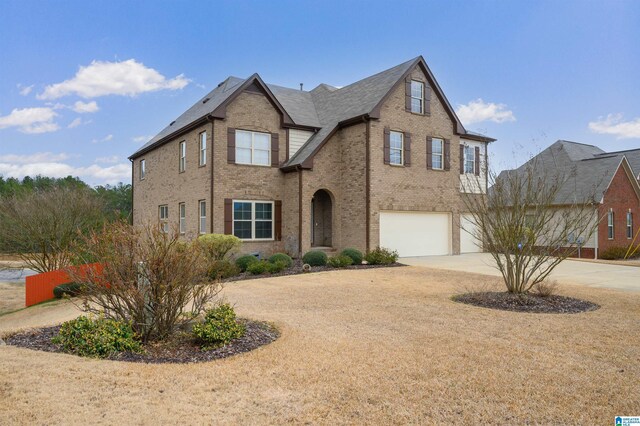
[0, 282, 25, 316]
[1, 266, 638, 424]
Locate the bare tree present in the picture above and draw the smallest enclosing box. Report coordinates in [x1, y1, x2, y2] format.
[461, 160, 600, 294]
[68, 222, 221, 342]
[0, 187, 105, 273]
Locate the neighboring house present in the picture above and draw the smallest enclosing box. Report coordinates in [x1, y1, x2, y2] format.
[129, 56, 495, 258]
[497, 140, 640, 259]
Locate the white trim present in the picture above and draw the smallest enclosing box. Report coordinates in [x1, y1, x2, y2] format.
[389, 130, 404, 166]
[607, 209, 614, 240]
[235, 130, 271, 166]
[199, 131, 207, 166]
[463, 144, 475, 174]
[627, 210, 633, 239]
[231, 199, 275, 241]
[410, 80, 424, 114]
[179, 141, 186, 172]
[199, 200, 206, 234]
[178, 202, 186, 234]
[431, 138, 444, 170]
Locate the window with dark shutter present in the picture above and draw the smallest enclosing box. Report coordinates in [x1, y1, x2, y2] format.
[271, 133, 279, 167]
[474, 146, 480, 176]
[404, 133, 411, 166]
[459, 145, 464, 174]
[404, 77, 412, 112]
[426, 137, 433, 169]
[383, 127, 391, 165]
[227, 128, 236, 164]
[275, 200, 282, 241]
[444, 139, 451, 170]
[224, 198, 233, 234]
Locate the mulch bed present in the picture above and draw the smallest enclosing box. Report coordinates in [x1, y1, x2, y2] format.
[4, 319, 279, 364]
[222, 260, 404, 283]
[452, 292, 600, 314]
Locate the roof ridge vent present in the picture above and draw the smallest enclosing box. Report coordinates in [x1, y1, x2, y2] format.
[202, 97, 210, 104]
[169, 120, 176, 126]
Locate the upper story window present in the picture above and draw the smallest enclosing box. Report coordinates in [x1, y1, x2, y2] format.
[179, 202, 186, 234]
[431, 138, 444, 170]
[159, 205, 169, 233]
[236, 130, 270, 166]
[139, 159, 146, 180]
[179, 141, 186, 172]
[199, 132, 207, 166]
[464, 145, 475, 174]
[199, 200, 206, 234]
[627, 211, 633, 239]
[608, 210, 614, 240]
[389, 131, 404, 165]
[410, 80, 424, 114]
[233, 200, 273, 240]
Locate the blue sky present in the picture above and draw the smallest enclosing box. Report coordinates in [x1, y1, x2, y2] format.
[0, 0, 639, 185]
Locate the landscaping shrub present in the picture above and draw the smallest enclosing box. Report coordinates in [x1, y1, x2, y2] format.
[268, 253, 293, 268]
[327, 254, 353, 268]
[267, 260, 287, 274]
[197, 234, 242, 261]
[302, 250, 328, 266]
[52, 315, 142, 358]
[235, 254, 259, 272]
[532, 280, 558, 297]
[192, 304, 246, 350]
[207, 260, 241, 280]
[364, 247, 399, 265]
[247, 260, 269, 275]
[340, 248, 363, 265]
[600, 245, 637, 260]
[53, 282, 82, 299]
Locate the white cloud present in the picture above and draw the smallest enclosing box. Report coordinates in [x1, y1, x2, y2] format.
[95, 155, 121, 164]
[456, 98, 516, 125]
[91, 134, 113, 144]
[0, 152, 70, 163]
[0, 161, 130, 185]
[18, 84, 34, 96]
[71, 100, 99, 113]
[68, 118, 82, 128]
[0, 107, 60, 134]
[132, 135, 152, 143]
[38, 59, 190, 100]
[588, 113, 640, 139]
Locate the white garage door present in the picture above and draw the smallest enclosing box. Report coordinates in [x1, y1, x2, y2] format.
[460, 213, 482, 253]
[379, 211, 450, 257]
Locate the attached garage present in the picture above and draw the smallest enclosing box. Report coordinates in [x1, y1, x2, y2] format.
[379, 211, 451, 257]
[460, 213, 482, 253]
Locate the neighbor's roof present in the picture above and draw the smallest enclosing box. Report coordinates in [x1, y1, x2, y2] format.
[130, 56, 495, 165]
[497, 140, 640, 205]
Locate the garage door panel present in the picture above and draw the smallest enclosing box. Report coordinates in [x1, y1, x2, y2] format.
[460, 213, 482, 253]
[379, 212, 450, 257]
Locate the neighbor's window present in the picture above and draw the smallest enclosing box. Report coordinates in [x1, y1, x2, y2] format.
[236, 130, 270, 166]
[410, 80, 424, 114]
[140, 159, 146, 180]
[199, 132, 207, 166]
[199, 200, 206, 234]
[464, 145, 475, 174]
[179, 203, 186, 234]
[389, 131, 403, 165]
[233, 200, 274, 240]
[608, 210, 614, 239]
[627, 211, 633, 239]
[432, 138, 444, 170]
[179, 141, 186, 172]
[159, 205, 169, 233]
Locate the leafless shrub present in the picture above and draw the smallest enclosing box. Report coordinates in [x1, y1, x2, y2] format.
[67, 222, 221, 342]
[532, 280, 559, 297]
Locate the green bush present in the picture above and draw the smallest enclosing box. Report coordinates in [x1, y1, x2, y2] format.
[340, 248, 363, 265]
[364, 247, 399, 265]
[267, 260, 287, 274]
[302, 250, 328, 267]
[52, 315, 142, 358]
[235, 254, 259, 272]
[600, 245, 638, 260]
[327, 254, 353, 268]
[268, 253, 293, 268]
[192, 304, 246, 349]
[247, 260, 269, 275]
[53, 282, 82, 299]
[197, 234, 242, 261]
[207, 259, 241, 280]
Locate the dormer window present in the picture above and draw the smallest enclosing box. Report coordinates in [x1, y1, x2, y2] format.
[410, 80, 424, 114]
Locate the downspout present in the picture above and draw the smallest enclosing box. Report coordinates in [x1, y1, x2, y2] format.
[365, 117, 371, 252]
[298, 165, 303, 257]
[208, 115, 215, 233]
[129, 158, 134, 225]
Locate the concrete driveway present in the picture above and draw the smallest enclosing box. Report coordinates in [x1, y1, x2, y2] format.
[402, 253, 640, 292]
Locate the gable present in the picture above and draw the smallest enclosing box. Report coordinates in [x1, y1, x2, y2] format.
[602, 159, 640, 204]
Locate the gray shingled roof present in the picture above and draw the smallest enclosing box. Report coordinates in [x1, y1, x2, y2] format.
[499, 140, 640, 205]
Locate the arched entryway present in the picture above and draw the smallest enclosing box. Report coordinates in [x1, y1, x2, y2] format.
[311, 189, 333, 247]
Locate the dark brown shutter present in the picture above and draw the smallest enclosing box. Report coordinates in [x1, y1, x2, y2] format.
[274, 200, 282, 241]
[404, 133, 411, 166]
[444, 139, 451, 171]
[227, 128, 235, 164]
[271, 133, 280, 167]
[459, 145, 465, 174]
[405, 77, 412, 111]
[474, 146, 480, 176]
[424, 84, 431, 115]
[383, 127, 390, 165]
[224, 198, 233, 235]
[426, 137, 433, 169]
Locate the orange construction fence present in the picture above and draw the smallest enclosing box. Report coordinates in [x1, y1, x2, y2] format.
[25, 263, 102, 307]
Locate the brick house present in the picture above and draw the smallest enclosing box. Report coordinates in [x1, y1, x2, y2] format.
[129, 56, 495, 258]
[497, 140, 640, 259]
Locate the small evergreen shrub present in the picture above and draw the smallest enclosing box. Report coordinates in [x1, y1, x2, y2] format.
[327, 254, 354, 268]
[364, 247, 399, 265]
[247, 260, 269, 275]
[340, 248, 363, 265]
[236, 254, 259, 272]
[207, 260, 241, 280]
[197, 234, 242, 261]
[268, 253, 293, 268]
[600, 245, 636, 260]
[302, 250, 328, 266]
[53, 282, 82, 299]
[267, 260, 287, 274]
[192, 304, 246, 349]
[52, 315, 142, 358]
